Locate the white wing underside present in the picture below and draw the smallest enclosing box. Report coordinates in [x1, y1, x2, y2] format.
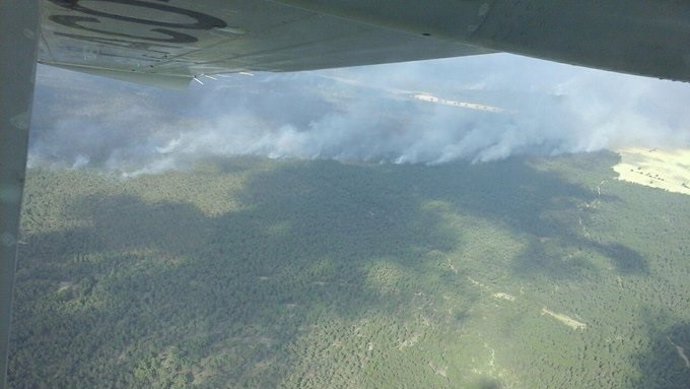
[38, 0, 492, 87]
[38, 0, 690, 87]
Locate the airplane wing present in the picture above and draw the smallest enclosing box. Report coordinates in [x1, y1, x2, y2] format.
[38, 0, 690, 87]
[38, 0, 493, 87]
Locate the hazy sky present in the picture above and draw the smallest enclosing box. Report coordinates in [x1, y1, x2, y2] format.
[29, 53, 690, 175]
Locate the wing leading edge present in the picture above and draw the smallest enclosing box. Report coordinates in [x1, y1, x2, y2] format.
[38, 0, 690, 84]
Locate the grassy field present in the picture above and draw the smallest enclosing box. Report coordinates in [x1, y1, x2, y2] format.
[8, 151, 690, 388]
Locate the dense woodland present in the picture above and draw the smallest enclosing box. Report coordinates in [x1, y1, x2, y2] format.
[8, 151, 690, 388]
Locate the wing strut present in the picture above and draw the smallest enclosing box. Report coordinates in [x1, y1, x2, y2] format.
[0, 1, 40, 388]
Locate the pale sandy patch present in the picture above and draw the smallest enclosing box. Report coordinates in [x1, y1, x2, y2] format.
[492, 293, 516, 302]
[428, 361, 448, 378]
[613, 148, 690, 195]
[668, 337, 690, 369]
[57, 281, 73, 293]
[541, 307, 587, 330]
[398, 333, 420, 350]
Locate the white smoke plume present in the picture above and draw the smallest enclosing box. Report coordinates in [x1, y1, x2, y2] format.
[28, 53, 690, 175]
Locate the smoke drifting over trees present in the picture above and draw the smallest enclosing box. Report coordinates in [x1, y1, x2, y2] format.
[29, 54, 690, 175]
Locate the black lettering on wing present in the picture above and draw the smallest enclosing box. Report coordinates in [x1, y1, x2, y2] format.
[50, 15, 198, 43]
[47, 0, 227, 30]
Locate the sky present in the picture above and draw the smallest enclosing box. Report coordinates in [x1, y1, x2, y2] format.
[29, 53, 690, 176]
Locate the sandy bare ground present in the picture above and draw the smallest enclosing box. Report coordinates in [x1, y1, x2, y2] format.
[668, 337, 690, 369]
[613, 148, 690, 195]
[541, 307, 587, 330]
[492, 293, 516, 302]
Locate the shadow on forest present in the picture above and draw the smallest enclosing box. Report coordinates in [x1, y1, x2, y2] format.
[632, 314, 690, 389]
[12, 153, 649, 386]
[476, 377, 504, 389]
[366, 153, 647, 278]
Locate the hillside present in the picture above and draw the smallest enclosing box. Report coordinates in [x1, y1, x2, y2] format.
[8, 151, 690, 388]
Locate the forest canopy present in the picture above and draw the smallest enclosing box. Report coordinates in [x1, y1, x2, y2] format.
[9, 151, 690, 388]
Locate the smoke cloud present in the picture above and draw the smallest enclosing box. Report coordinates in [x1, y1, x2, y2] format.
[29, 54, 690, 175]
